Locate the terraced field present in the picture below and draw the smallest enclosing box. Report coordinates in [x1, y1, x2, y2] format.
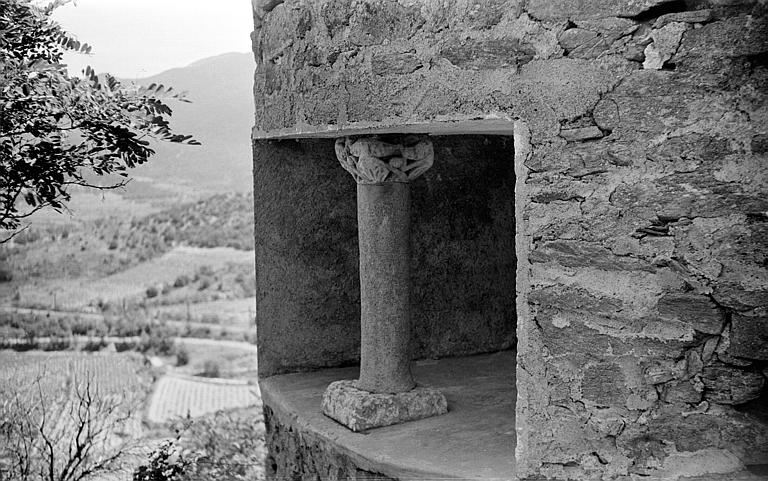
[0, 350, 147, 392]
[146, 374, 260, 423]
[151, 296, 256, 329]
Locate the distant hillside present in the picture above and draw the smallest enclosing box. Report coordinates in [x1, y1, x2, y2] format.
[0, 192, 254, 290]
[122, 192, 255, 252]
[125, 52, 255, 193]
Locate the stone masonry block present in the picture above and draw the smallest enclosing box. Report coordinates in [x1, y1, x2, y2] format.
[657, 293, 724, 335]
[729, 314, 768, 361]
[321, 380, 448, 432]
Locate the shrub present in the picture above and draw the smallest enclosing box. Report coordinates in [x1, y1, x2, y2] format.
[176, 346, 189, 366]
[137, 326, 176, 356]
[133, 439, 189, 481]
[0, 268, 12, 282]
[201, 360, 220, 378]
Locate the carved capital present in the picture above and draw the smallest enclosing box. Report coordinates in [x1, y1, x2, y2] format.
[335, 136, 434, 184]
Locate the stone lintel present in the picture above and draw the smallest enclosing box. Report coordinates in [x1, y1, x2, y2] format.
[252, 117, 515, 140]
[322, 380, 448, 432]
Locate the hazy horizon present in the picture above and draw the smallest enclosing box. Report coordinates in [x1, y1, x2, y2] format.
[53, 0, 253, 78]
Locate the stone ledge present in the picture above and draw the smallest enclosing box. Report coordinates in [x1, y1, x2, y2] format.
[321, 380, 447, 432]
[259, 351, 517, 480]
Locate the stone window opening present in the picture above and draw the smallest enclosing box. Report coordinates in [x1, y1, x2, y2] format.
[254, 122, 519, 479]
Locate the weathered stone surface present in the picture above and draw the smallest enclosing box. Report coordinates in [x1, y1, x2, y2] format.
[609, 172, 768, 221]
[559, 126, 604, 141]
[643, 22, 687, 70]
[321, 380, 448, 432]
[653, 9, 712, 28]
[643, 358, 686, 384]
[558, 28, 599, 52]
[657, 293, 725, 334]
[674, 15, 768, 61]
[559, 17, 638, 59]
[440, 37, 535, 69]
[702, 336, 719, 362]
[587, 408, 627, 436]
[662, 379, 703, 404]
[701, 364, 765, 405]
[371, 52, 421, 76]
[265, 405, 394, 481]
[536, 308, 692, 359]
[527, 0, 674, 20]
[529, 241, 654, 271]
[347, 1, 424, 46]
[644, 408, 768, 465]
[530, 285, 622, 313]
[729, 314, 768, 360]
[657, 448, 746, 479]
[752, 134, 768, 154]
[582, 362, 630, 406]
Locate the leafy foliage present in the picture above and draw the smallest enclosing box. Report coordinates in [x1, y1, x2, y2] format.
[132, 438, 189, 481]
[133, 408, 266, 481]
[0, 0, 198, 240]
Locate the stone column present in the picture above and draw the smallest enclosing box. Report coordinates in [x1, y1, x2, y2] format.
[357, 180, 414, 393]
[321, 136, 447, 431]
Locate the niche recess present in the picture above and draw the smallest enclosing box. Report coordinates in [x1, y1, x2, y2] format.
[254, 120, 517, 479]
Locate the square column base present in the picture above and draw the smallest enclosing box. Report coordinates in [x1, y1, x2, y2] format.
[321, 380, 448, 432]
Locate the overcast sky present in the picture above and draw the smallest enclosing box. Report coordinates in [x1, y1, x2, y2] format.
[53, 0, 253, 78]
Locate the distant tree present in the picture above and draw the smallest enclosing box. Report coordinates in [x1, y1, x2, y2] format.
[0, 0, 199, 242]
[0, 371, 140, 481]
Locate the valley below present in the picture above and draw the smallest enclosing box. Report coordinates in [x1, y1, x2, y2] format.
[0, 50, 264, 480]
[0, 187, 264, 479]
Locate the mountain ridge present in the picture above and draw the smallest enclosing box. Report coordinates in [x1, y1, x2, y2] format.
[125, 52, 255, 194]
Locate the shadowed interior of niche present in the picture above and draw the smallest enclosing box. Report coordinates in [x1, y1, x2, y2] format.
[411, 135, 517, 360]
[254, 134, 516, 376]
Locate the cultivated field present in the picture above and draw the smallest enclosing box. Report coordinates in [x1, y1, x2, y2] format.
[151, 296, 256, 329]
[12, 246, 254, 311]
[146, 374, 260, 424]
[0, 350, 148, 394]
[174, 337, 258, 377]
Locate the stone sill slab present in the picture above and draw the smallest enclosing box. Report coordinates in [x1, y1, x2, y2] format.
[260, 350, 516, 480]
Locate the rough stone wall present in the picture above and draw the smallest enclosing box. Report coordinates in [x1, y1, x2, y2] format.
[253, 0, 768, 478]
[263, 405, 395, 480]
[254, 136, 516, 376]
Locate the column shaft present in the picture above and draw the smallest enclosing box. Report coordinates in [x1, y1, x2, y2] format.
[322, 136, 446, 431]
[356, 182, 415, 394]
